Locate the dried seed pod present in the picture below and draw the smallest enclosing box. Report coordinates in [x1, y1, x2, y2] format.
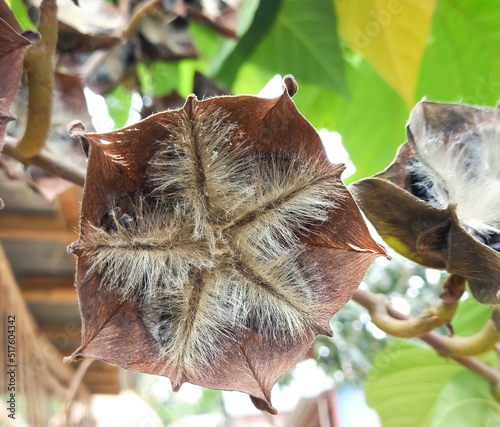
[66, 75, 384, 413]
[0, 17, 39, 147]
[350, 100, 500, 305]
[0, 18, 39, 208]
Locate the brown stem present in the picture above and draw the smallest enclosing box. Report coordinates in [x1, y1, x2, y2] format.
[353, 288, 458, 338]
[4, 137, 86, 187]
[434, 320, 500, 357]
[16, 0, 57, 158]
[352, 288, 500, 384]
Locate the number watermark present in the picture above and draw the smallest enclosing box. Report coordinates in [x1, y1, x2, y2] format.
[6, 315, 16, 420]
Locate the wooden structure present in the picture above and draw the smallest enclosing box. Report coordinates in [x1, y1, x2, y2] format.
[284, 390, 339, 427]
[0, 171, 122, 425]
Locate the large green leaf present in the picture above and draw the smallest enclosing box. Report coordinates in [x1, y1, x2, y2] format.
[430, 371, 500, 427]
[291, 81, 337, 130]
[417, 0, 500, 106]
[209, 0, 261, 79]
[322, 59, 409, 182]
[234, 0, 346, 94]
[212, 0, 282, 87]
[231, 61, 275, 96]
[232, 57, 407, 182]
[219, 0, 500, 185]
[365, 341, 464, 427]
[336, 0, 436, 108]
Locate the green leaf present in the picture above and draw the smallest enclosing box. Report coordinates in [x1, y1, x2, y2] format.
[137, 24, 222, 99]
[244, 0, 346, 94]
[430, 371, 500, 427]
[231, 57, 406, 182]
[136, 63, 154, 96]
[365, 341, 464, 427]
[178, 59, 197, 98]
[209, 0, 270, 80]
[234, 0, 262, 37]
[452, 295, 493, 337]
[9, 0, 36, 31]
[188, 22, 225, 73]
[212, 0, 282, 87]
[136, 61, 180, 98]
[105, 84, 132, 129]
[291, 82, 337, 130]
[336, 0, 436, 108]
[231, 61, 275, 95]
[417, 0, 500, 107]
[309, 59, 409, 182]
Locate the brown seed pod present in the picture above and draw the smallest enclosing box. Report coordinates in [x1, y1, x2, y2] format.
[0, 17, 39, 149]
[66, 75, 384, 413]
[0, 16, 40, 207]
[350, 100, 500, 305]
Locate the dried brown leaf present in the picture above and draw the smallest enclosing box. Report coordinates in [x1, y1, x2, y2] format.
[0, 15, 39, 209]
[0, 19, 39, 152]
[162, 0, 241, 38]
[0, 0, 22, 31]
[57, 0, 127, 41]
[139, 15, 197, 62]
[185, 0, 240, 39]
[57, 21, 122, 53]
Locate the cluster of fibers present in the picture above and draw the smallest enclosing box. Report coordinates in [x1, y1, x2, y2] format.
[83, 105, 342, 378]
[410, 114, 500, 237]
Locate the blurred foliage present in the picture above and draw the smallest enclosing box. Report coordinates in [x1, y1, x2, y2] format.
[365, 297, 498, 427]
[105, 84, 132, 129]
[430, 371, 500, 427]
[9, 0, 36, 30]
[8, 0, 500, 183]
[336, 0, 435, 108]
[311, 251, 448, 389]
[366, 341, 465, 427]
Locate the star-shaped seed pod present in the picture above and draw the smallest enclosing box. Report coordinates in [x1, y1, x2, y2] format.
[65, 75, 384, 413]
[350, 100, 500, 305]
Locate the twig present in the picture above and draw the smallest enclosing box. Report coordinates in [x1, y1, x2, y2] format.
[357, 290, 458, 338]
[355, 274, 465, 339]
[4, 137, 86, 187]
[432, 320, 500, 357]
[16, 0, 58, 158]
[352, 288, 500, 384]
[123, 0, 162, 38]
[64, 358, 93, 424]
